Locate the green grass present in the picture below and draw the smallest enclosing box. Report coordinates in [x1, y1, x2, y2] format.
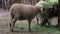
[14, 23, 60, 34]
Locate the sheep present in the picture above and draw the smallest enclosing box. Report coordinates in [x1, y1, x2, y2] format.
[35, 1, 58, 27]
[35, 1, 49, 26]
[9, 3, 43, 32]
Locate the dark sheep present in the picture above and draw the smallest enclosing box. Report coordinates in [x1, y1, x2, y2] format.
[35, 1, 58, 27]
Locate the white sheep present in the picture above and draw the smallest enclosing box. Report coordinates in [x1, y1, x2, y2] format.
[9, 3, 42, 32]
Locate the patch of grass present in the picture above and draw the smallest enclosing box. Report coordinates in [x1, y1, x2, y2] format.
[14, 23, 60, 34]
[15, 24, 28, 31]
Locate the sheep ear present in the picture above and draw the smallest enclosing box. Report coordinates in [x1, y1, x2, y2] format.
[35, 6, 43, 12]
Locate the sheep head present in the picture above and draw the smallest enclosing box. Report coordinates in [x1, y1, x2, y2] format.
[35, 5, 43, 14]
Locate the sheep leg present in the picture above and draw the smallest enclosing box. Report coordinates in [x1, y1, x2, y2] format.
[28, 20, 31, 32]
[10, 17, 17, 32]
[42, 17, 50, 27]
[40, 17, 51, 27]
[40, 18, 47, 27]
[36, 13, 42, 25]
[36, 17, 39, 25]
[10, 15, 14, 31]
[46, 18, 50, 27]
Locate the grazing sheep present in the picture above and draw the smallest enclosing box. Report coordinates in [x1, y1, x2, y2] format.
[9, 4, 42, 32]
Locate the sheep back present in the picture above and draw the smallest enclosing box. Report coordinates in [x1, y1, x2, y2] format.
[9, 4, 40, 20]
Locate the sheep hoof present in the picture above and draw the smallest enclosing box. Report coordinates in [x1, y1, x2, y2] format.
[46, 25, 50, 28]
[40, 25, 43, 27]
[37, 24, 40, 25]
[10, 29, 14, 32]
[29, 29, 31, 32]
[29, 30, 31, 32]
